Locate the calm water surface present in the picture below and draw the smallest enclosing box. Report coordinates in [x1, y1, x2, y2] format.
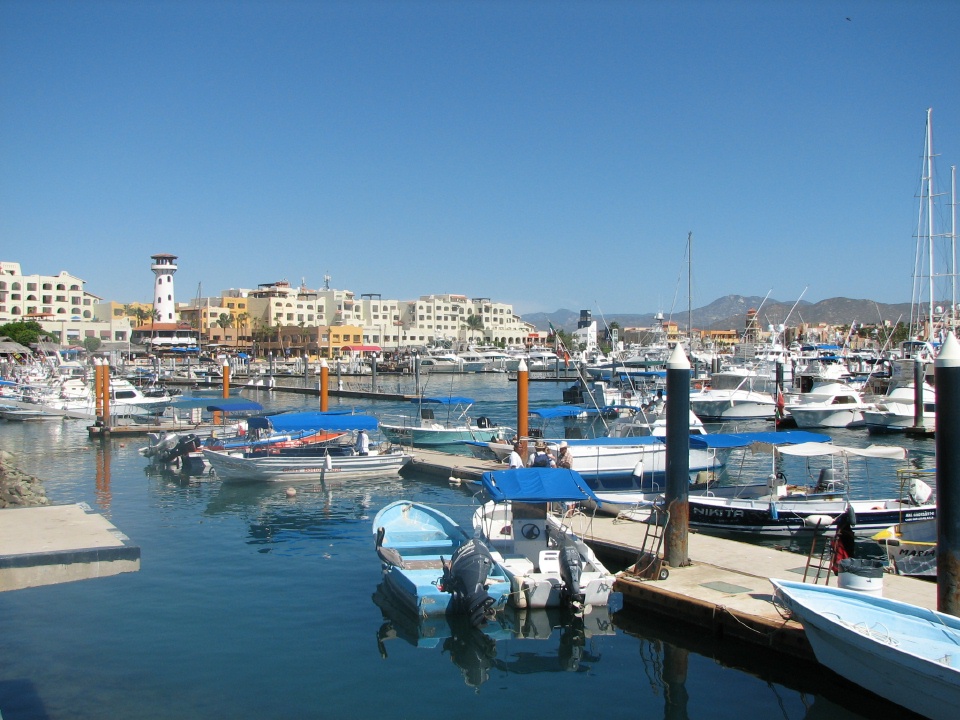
[0, 375, 931, 719]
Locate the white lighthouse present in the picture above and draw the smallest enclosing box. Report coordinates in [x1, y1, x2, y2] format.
[150, 253, 178, 323]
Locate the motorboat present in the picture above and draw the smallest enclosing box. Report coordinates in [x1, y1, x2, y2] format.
[683, 441, 934, 537]
[771, 578, 960, 720]
[784, 380, 872, 429]
[203, 414, 413, 482]
[373, 500, 511, 626]
[474, 468, 616, 612]
[380, 396, 512, 448]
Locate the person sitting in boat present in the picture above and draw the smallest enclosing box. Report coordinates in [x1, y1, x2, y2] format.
[355, 428, 370, 456]
[530, 441, 556, 468]
[507, 442, 525, 469]
[556, 441, 573, 469]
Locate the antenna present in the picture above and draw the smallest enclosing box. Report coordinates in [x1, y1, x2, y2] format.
[323, 273, 331, 291]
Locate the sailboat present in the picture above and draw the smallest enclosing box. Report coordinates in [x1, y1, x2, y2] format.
[864, 108, 957, 434]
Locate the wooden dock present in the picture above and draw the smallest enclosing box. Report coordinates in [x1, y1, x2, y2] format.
[400, 449, 939, 662]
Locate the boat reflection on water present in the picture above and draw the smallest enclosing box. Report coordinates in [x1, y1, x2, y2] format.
[372, 584, 616, 689]
[614, 607, 925, 720]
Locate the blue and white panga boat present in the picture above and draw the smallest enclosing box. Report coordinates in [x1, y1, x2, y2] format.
[474, 468, 616, 612]
[373, 501, 511, 626]
[771, 578, 960, 720]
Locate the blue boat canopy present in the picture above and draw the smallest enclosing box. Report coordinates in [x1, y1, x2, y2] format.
[690, 430, 831, 449]
[530, 405, 595, 419]
[169, 397, 264, 413]
[249, 411, 378, 433]
[411, 396, 474, 405]
[480, 468, 602, 505]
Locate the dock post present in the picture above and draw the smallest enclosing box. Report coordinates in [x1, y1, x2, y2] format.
[371, 355, 378, 394]
[517, 359, 529, 460]
[320, 359, 329, 412]
[914, 358, 926, 429]
[101, 360, 111, 428]
[414, 353, 421, 396]
[94, 358, 103, 422]
[936, 332, 960, 615]
[664, 343, 690, 568]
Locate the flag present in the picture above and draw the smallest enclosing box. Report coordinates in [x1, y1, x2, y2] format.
[563, 351, 571, 368]
[775, 388, 785, 426]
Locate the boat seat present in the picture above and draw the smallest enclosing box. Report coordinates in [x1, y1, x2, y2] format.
[538, 549, 561, 574]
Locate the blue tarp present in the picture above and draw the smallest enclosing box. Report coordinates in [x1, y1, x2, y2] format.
[480, 468, 602, 504]
[411, 396, 475, 405]
[169, 397, 264, 413]
[690, 430, 831, 449]
[248, 411, 378, 433]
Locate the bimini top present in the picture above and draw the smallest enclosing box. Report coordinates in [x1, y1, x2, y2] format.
[530, 405, 598, 419]
[480, 468, 602, 505]
[169, 397, 264, 413]
[690, 430, 830, 450]
[777, 442, 907, 460]
[249, 411, 378, 433]
[412, 396, 475, 405]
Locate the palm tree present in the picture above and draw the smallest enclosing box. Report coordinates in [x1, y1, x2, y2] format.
[466, 314, 484, 342]
[235, 312, 249, 351]
[216, 313, 233, 346]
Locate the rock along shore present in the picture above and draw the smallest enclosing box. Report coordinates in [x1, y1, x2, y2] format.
[0, 450, 48, 508]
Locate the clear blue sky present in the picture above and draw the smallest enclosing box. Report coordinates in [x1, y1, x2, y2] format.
[2, 1, 958, 316]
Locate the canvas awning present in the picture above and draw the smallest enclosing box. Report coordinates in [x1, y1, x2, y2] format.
[248, 411, 378, 433]
[169, 398, 264, 413]
[776, 443, 908, 460]
[480, 468, 602, 504]
[341, 345, 381, 353]
[690, 430, 831, 450]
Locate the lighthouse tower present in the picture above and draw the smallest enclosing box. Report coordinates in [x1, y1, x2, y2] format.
[151, 253, 178, 322]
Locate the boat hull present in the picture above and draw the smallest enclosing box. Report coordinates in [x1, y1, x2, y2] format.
[772, 579, 960, 720]
[374, 501, 511, 619]
[203, 448, 413, 482]
[688, 495, 936, 537]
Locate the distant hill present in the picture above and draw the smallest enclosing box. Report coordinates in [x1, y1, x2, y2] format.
[522, 296, 915, 332]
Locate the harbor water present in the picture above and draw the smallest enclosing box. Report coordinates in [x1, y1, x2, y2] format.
[0, 374, 933, 719]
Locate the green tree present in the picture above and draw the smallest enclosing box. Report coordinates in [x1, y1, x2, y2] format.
[0, 321, 44, 346]
[466, 314, 484, 341]
[82, 336, 102, 353]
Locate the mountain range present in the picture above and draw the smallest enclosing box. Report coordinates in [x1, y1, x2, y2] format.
[521, 295, 916, 332]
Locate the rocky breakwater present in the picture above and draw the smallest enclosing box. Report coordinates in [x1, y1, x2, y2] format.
[0, 450, 48, 508]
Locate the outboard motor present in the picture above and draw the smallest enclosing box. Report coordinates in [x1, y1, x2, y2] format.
[157, 433, 202, 464]
[558, 543, 584, 608]
[441, 538, 496, 627]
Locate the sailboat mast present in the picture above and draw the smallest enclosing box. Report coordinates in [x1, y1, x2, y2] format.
[687, 231, 693, 348]
[952, 163, 958, 334]
[926, 107, 936, 340]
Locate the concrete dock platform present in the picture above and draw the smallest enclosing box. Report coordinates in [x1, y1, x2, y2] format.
[0, 504, 140, 592]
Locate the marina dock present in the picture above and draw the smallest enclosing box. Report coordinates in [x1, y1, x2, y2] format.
[401, 448, 938, 662]
[0, 504, 141, 592]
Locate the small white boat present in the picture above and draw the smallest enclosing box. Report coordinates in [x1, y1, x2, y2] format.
[473, 468, 616, 611]
[784, 381, 871, 429]
[771, 578, 960, 720]
[689, 387, 777, 421]
[380, 396, 511, 448]
[202, 415, 413, 482]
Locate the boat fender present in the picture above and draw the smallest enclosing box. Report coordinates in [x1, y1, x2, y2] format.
[803, 514, 834, 529]
[768, 502, 779, 521]
[846, 505, 857, 528]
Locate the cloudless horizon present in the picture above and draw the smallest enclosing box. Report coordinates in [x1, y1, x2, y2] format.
[2, 1, 959, 317]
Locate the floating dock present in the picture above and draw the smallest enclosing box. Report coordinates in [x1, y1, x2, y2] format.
[0, 504, 140, 592]
[401, 448, 939, 662]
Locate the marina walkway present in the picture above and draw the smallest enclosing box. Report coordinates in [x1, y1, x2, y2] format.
[0, 504, 140, 592]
